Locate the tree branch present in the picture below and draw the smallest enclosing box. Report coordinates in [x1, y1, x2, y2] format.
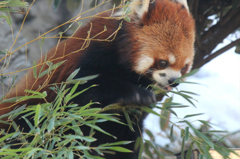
[201, 7, 240, 43]
[193, 38, 240, 69]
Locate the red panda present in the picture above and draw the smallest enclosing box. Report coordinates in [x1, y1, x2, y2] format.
[0, 0, 195, 158]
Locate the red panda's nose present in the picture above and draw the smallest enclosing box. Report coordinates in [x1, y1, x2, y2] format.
[168, 78, 179, 87]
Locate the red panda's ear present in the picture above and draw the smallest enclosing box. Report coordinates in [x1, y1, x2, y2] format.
[129, 0, 190, 19]
[129, 0, 150, 18]
[171, 0, 189, 12]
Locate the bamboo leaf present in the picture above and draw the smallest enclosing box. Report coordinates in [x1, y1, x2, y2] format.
[73, 146, 90, 150]
[178, 69, 199, 79]
[39, 35, 46, 50]
[67, 151, 74, 159]
[99, 146, 132, 153]
[47, 117, 55, 132]
[38, 60, 66, 78]
[123, 111, 134, 132]
[185, 121, 214, 148]
[186, 142, 194, 159]
[34, 104, 41, 127]
[185, 127, 189, 141]
[170, 125, 174, 142]
[99, 141, 132, 147]
[0, 133, 15, 142]
[184, 113, 204, 118]
[124, 16, 131, 22]
[145, 129, 154, 140]
[67, 74, 99, 84]
[66, 68, 80, 82]
[198, 120, 212, 128]
[144, 140, 165, 158]
[64, 135, 96, 142]
[181, 137, 185, 159]
[160, 108, 171, 131]
[0, 96, 23, 103]
[86, 123, 116, 139]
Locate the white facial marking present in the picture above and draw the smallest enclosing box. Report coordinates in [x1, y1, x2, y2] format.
[184, 58, 193, 73]
[168, 54, 176, 64]
[174, 0, 189, 12]
[185, 58, 191, 64]
[152, 68, 181, 87]
[130, 0, 150, 17]
[135, 55, 154, 73]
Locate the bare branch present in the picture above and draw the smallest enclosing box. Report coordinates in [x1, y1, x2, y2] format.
[201, 7, 240, 43]
[193, 38, 240, 69]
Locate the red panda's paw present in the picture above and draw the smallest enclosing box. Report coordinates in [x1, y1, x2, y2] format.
[118, 89, 157, 106]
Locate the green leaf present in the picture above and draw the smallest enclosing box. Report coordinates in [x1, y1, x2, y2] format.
[64, 135, 96, 142]
[0, 133, 15, 143]
[73, 145, 90, 150]
[66, 68, 80, 82]
[99, 141, 132, 147]
[160, 108, 171, 131]
[142, 106, 164, 118]
[39, 35, 46, 50]
[185, 121, 214, 148]
[38, 60, 66, 78]
[0, 49, 8, 55]
[203, 146, 211, 159]
[67, 150, 74, 159]
[33, 61, 37, 79]
[1, 12, 12, 25]
[99, 146, 132, 153]
[179, 90, 199, 96]
[34, 104, 41, 127]
[181, 137, 185, 159]
[123, 111, 134, 132]
[124, 16, 131, 22]
[184, 113, 204, 118]
[0, 96, 23, 103]
[145, 129, 154, 140]
[144, 140, 165, 158]
[185, 127, 189, 141]
[198, 120, 212, 128]
[1, 148, 32, 152]
[1, 0, 28, 7]
[135, 137, 144, 159]
[86, 123, 116, 139]
[186, 142, 194, 159]
[47, 117, 55, 132]
[67, 74, 99, 84]
[178, 69, 199, 79]
[170, 125, 174, 142]
[160, 98, 172, 131]
[144, 142, 153, 158]
[0, 104, 26, 120]
[18, 91, 47, 101]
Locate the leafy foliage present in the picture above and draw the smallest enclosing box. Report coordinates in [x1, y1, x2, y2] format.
[0, 0, 28, 25]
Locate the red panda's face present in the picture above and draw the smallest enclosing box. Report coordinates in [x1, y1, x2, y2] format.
[129, 0, 195, 90]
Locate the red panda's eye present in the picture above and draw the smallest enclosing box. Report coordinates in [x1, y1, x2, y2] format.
[159, 60, 168, 68]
